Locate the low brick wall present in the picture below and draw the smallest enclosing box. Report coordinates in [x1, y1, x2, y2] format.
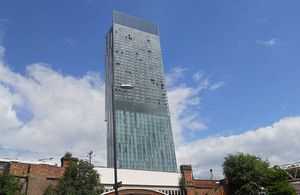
[30, 164, 64, 178]
[8, 162, 65, 195]
[9, 163, 29, 176]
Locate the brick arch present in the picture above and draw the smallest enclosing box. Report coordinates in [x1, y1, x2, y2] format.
[105, 189, 166, 195]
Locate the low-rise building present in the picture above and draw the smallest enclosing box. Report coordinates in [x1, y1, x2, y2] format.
[1, 157, 227, 195]
[95, 166, 183, 195]
[0, 157, 75, 195]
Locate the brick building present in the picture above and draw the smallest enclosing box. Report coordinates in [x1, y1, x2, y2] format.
[1, 157, 229, 195]
[0, 157, 76, 195]
[180, 165, 227, 195]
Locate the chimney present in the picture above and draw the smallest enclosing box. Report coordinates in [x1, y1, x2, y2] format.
[61, 157, 78, 168]
[180, 165, 196, 195]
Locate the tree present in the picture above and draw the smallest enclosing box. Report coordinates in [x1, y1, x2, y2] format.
[223, 152, 268, 194]
[43, 184, 57, 195]
[222, 152, 295, 195]
[0, 173, 23, 195]
[178, 175, 186, 194]
[56, 159, 104, 195]
[64, 151, 73, 158]
[262, 166, 295, 195]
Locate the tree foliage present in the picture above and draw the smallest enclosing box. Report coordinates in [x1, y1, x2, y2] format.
[43, 184, 57, 195]
[0, 173, 23, 195]
[56, 160, 104, 195]
[64, 151, 73, 158]
[178, 175, 186, 194]
[45, 158, 104, 195]
[262, 166, 295, 195]
[222, 152, 295, 195]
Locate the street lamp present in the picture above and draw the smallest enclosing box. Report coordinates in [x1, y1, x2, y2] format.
[112, 83, 133, 195]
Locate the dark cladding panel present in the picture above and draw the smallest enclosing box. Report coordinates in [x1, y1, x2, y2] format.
[113, 11, 159, 35]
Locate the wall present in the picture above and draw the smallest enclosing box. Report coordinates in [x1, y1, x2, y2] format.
[7, 161, 66, 195]
[180, 165, 227, 195]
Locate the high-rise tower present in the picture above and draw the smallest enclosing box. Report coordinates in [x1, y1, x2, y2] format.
[105, 11, 177, 172]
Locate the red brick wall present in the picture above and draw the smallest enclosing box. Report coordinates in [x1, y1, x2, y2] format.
[180, 165, 228, 195]
[8, 163, 65, 195]
[194, 180, 228, 195]
[30, 164, 64, 178]
[194, 180, 220, 195]
[9, 163, 64, 178]
[9, 163, 28, 176]
[27, 176, 59, 195]
[194, 179, 219, 188]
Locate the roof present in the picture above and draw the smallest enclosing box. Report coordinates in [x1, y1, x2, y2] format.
[280, 160, 300, 180]
[0, 158, 57, 166]
[113, 11, 159, 36]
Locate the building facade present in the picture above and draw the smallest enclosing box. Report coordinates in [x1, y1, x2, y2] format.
[180, 165, 227, 195]
[95, 166, 183, 195]
[0, 157, 76, 195]
[105, 11, 177, 172]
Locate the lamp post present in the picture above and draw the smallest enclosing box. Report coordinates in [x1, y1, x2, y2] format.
[112, 83, 133, 195]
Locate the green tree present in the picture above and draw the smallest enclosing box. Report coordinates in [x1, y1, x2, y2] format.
[222, 152, 295, 195]
[262, 166, 295, 195]
[64, 151, 73, 158]
[56, 159, 104, 195]
[0, 173, 23, 195]
[178, 175, 186, 194]
[223, 152, 269, 194]
[43, 184, 57, 195]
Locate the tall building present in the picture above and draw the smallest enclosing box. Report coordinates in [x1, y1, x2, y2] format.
[105, 11, 177, 172]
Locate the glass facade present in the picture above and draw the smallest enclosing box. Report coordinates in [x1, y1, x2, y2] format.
[105, 11, 177, 172]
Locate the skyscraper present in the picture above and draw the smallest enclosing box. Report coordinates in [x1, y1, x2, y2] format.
[105, 11, 177, 172]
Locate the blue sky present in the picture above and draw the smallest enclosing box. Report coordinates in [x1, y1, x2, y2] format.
[1, 0, 300, 179]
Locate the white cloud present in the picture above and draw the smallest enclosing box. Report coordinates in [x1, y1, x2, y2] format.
[176, 116, 300, 179]
[189, 121, 207, 131]
[165, 67, 187, 86]
[165, 68, 300, 179]
[166, 69, 226, 148]
[256, 38, 278, 47]
[1, 45, 300, 182]
[192, 71, 204, 81]
[168, 85, 205, 144]
[0, 85, 23, 130]
[0, 56, 106, 165]
[209, 81, 225, 90]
